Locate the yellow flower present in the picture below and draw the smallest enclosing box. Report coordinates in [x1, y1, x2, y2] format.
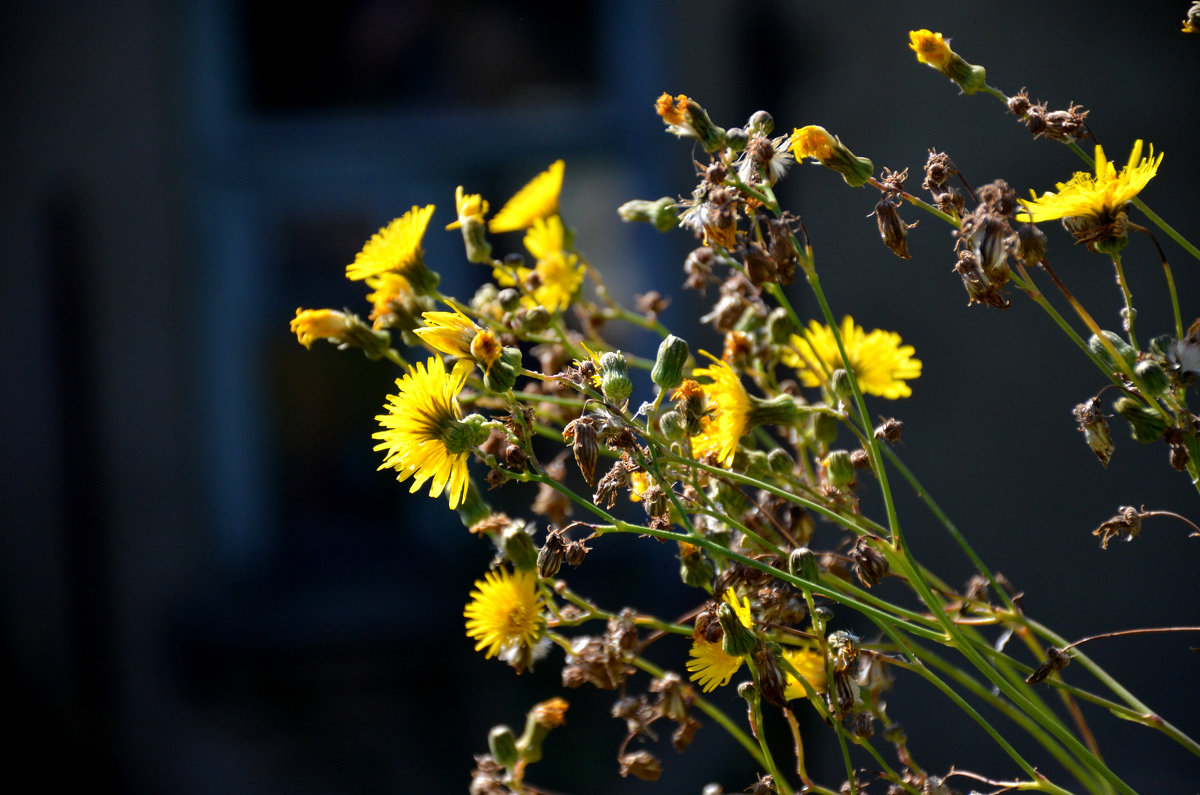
[373, 356, 478, 509]
[787, 316, 921, 399]
[346, 205, 439, 293]
[488, 160, 565, 233]
[689, 353, 752, 466]
[782, 648, 828, 701]
[654, 92, 689, 126]
[413, 306, 503, 373]
[495, 215, 585, 312]
[790, 125, 836, 162]
[687, 590, 753, 693]
[1016, 140, 1162, 225]
[628, 470, 652, 502]
[464, 567, 547, 666]
[908, 29, 952, 70]
[365, 272, 429, 331]
[445, 185, 489, 230]
[291, 308, 353, 349]
[789, 126, 874, 187]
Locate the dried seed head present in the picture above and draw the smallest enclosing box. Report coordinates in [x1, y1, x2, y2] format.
[873, 197, 914, 260]
[922, 150, 955, 191]
[562, 416, 600, 487]
[850, 536, 889, 588]
[1026, 646, 1072, 684]
[618, 751, 662, 781]
[1092, 505, 1145, 549]
[537, 529, 567, 578]
[1007, 88, 1032, 118]
[873, 417, 903, 443]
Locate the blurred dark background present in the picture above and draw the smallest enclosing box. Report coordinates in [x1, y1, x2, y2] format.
[3, 1, 1199, 792]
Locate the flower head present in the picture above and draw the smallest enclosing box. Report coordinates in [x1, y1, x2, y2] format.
[495, 214, 585, 312]
[1016, 141, 1162, 250]
[687, 590, 753, 692]
[365, 272, 431, 331]
[346, 205, 438, 293]
[464, 567, 547, 671]
[782, 648, 828, 701]
[446, 185, 489, 230]
[908, 29, 952, 70]
[689, 353, 753, 465]
[787, 316, 921, 399]
[489, 160, 565, 234]
[789, 126, 874, 187]
[413, 305, 503, 373]
[373, 356, 482, 509]
[291, 307, 390, 358]
[655, 92, 726, 152]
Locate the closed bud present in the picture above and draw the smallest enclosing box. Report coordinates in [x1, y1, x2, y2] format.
[659, 410, 687, 441]
[501, 522, 539, 572]
[1088, 330, 1137, 373]
[812, 411, 839, 445]
[829, 368, 854, 402]
[678, 542, 715, 590]
[766, 307, 795, 345]
[718, 602, 758, 657]
[519, 306, 551, 334]
[788, 547, 821, 582]
[723, 127, 749, 152]
[487, 725, 519, 769]
[497, 287, 521, 312]
[599, 351, 633, 404]
[823, 449, 856, 489]
[537, 532, 566, 578]
[874, 198, 912, 260]
[617, 197, 679, 232]
[767, 448, 795, 475]
[1113, 396, 1167, 443]
[1134, 359, 1170, 398]
[482, 359, 518, 393]
[747, 110, 774, 137]
[563, 417, 599, 487]
[652, 335, 690, 390]
[1073, 397, 1114, 466]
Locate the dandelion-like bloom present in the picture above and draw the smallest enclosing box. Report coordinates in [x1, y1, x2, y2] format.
[464, 567, 547, 665]
[489, 160, 565, 233]
[687, 590, 752, 693]
[908, 29, 952, 70]
[496, 214, 585, 312]
[346, 205, 438, 292]
[790, 126, 874, 187]
[413, 306, 502, 373]
[791, 125, 836, 162]
[782, 648, 828, 701]
[689, 353, 752, 465]
[787, 317, 921, 399]
[1016, 141, 1162, 229]
[373, 356, 476, 509]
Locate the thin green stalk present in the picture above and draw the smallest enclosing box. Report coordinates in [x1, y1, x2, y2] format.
[1109, 252, 1138, 349]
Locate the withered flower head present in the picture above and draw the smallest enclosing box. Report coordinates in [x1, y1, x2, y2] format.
[1073, 397, 1114, 467]
[1092, 505, 1145, 549]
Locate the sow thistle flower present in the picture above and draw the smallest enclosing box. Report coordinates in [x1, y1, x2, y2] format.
[464, 567, 547, 673]
[790, 126, 874, 187]
[489, 160, 565, 234]
[1016, 140, 1162, 252]
[373, 356, 487, 510]
[495, 215, 585, 312]
[655, 92, 726, 153]
[413, 305, 503, 374]
[446, 186, 492, 263]
[688, 353, 802, 466]
[687, 590, 754, 692]
[346, 204, 439, 294]
[786, 317, 922, 399]
[908, 29, 988, 95]
[782, 647, 828, 701]
[290, 307, 389, 359]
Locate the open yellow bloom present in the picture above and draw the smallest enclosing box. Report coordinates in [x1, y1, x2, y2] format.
[790, 125, 836, 162]
[346, 205, 439, 293]
[464, 567, 546, 667]
[413, 306, 502, 373]
[687, 590, 753, 693]
[495, 214, 585, 312]
[689, 353, 752, 466]
[488, 160, 565, 233]
[787, 316, 921, 399]
[908, 29, 952, 70]
[373, 356, 476, 509]
[1017, 140, 1162, 225]
[782, 648, 828, 701]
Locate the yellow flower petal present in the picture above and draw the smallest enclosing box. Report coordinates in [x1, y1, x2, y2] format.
[489, 160, 565, 233]
[788, 316, 921, 399]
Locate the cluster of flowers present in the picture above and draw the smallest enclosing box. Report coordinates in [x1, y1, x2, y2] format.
[292, 25, 1200, 795]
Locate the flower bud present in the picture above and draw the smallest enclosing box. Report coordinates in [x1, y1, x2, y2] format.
[767, 447, 795, 475]
[482, 359, 518, 393]
[790, 125, 874, 187]
[718, 602, 758, 657]
[678, 542, 715, 590]
[1134, 359, 1170, 398]
[723, 127, 748, 152]
[812, 410, 839, 446]
[1113, 397, 1166, 443]
[788, 547, 821, 582]
[1088, 330, 1137, 373]
[562, 417, 599, 487]
[823, 449, 856, 490]
[599, 351, 633, 404]
[518, 306, 551, 334]
[658, 410, 687, 441]
[829, 368, 854, 402]
[488, 725, 519, 769]
[496, 287, 521, 312]
[908, 29, 988, 95]
[617, 197, 679, 232]
[501, 522, 539, 572]
[747, 110, 774, 136]
[652, 335, 690, 391]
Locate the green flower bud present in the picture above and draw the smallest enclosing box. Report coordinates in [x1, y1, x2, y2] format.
[1113, 396, 1167, 443]
[482, 360, 518, 393]
[829, 368, 854, 402]
[501, 522, 539, 572]
[823, 449, 856, 489]
[747, 110, 774, 137]
[766, 307, 796, 345]
[723, 127, 749, 152]
[617, 197, 679, 232]
[767, 447, 794, 475]
[658, 410, 687, 441]
[747, 393, 802, 428]
[652, 335, 690, 390]
[1088, 330, 1137, 372]
[599, 351, 633, 404]
[678, 543, 715, 590]
[1134, 359, 1170, 398]
[813, 411, 839, 446]
[488, 725, 519, 769]
[519, 306, 551, 334]
[788, 546, 821, 582]
[1149, 334, 1175, 360]
[718, 602, 758, 657]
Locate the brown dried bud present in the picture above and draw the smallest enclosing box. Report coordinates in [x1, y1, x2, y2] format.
[754, 646, 789, 707]
[538, 530, 567, 578]
[850, 536, 889, 588]
[922, 150, 955, 191]
[1092, 505, 1144, 549]
[874, 197, 913, 260]
[1073, 397, 1114, 467]
[873, 417, 903, 443]
[846, 711, 875, 739]
[1007, 88, 1032, 118]
[564, 539, 590, 567]
[618, 751, 662, 781]
[744, 241, 778, 286]
[563, 416, 599, 487]
[849, 448, 871, 470]
[593, 456, 634, 508]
